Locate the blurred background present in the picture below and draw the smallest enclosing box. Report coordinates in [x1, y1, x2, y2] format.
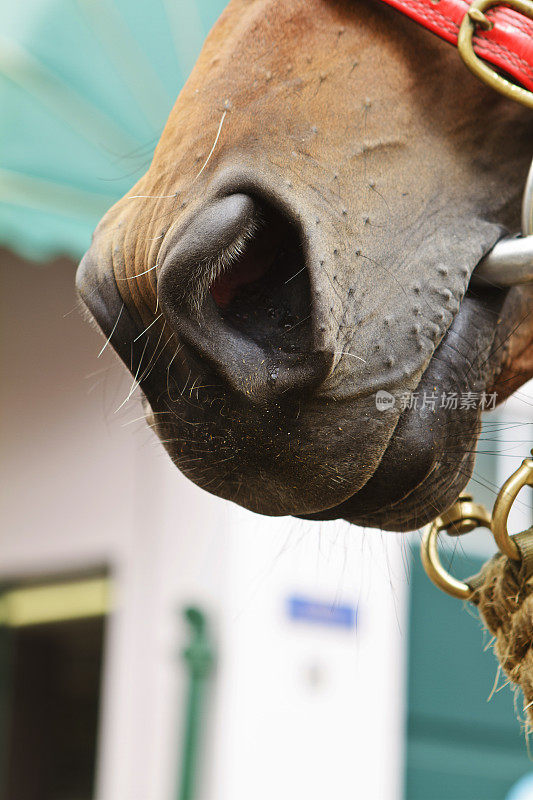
[1, 2, 533, 799]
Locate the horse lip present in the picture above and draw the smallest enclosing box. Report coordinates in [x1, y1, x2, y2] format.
[301, 283, 509, 527]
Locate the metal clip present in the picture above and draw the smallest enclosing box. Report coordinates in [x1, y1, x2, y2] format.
[421, 496, 492, 599]
[472, 160, 533, 287]
[421, 452, 533, 598]
[492, 452, 533, 560]
[472, 235, 533, 287]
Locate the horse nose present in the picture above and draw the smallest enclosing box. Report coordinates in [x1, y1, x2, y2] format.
[157, 193, 333, 402]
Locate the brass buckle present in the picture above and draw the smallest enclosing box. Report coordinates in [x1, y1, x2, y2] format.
[458, 0, 533, 109]
[421, 453, 533, 598]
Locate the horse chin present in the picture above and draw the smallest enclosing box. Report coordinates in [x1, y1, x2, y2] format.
[143, 279, 509, 531]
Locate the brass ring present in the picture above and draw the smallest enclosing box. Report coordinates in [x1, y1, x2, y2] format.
[421, 499, 492, 599]
[458, 0, 533, 109]
[492, 455, 533, 560]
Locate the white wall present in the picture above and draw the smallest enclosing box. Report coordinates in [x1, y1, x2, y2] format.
[211, 513, 407, 800]
[1, 250, 409, 800]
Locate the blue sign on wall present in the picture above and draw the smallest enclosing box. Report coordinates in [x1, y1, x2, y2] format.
[286, 596, 357, 629]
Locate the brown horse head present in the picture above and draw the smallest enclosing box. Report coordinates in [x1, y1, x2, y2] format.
[77, 0, 533, 530]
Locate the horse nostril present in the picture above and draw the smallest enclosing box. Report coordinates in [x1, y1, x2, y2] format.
[158, 193, 331, 400]
[209, 199, 313, 356]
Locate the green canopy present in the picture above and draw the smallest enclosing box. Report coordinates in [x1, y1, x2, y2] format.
[1, 0, 226, 262]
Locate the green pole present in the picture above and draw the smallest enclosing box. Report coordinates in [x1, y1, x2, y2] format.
[177, 607, 214, 800]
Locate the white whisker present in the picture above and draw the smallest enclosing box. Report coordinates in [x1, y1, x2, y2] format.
[137, 324, 169, 384]
[167, 344, 183, 372]
[284, 267, 306, 284]
[115, 337, 149, 413]
[97, 303, 124, 357]
[338, 352, 367, 363]
[130, 262, 159, 278]
[129, 192, 178, 199]
[193, 109, 227, 182]
[133, 313, 163, 342]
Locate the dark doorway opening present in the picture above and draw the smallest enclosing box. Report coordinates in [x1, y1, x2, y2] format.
[0, 574, 108, 800]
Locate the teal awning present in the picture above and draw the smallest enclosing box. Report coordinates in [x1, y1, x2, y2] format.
[1, 0, 226, 262]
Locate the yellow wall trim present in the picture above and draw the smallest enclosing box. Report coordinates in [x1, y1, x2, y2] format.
[0, 577, 110, 627]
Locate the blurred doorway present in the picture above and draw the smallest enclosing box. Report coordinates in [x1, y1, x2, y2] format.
[0, 572, 109, 800]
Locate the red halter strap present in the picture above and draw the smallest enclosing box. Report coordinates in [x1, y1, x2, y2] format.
[378, 0, 533, 97]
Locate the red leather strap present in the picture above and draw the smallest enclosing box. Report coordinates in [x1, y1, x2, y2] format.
[379, 0, 533, 92]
